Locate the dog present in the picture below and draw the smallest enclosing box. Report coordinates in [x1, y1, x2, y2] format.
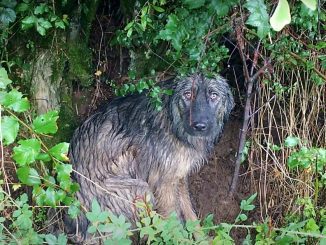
[65, 73, 234, 242]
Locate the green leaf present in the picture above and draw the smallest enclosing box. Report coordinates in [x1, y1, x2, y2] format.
[21, 15, 37, 30]
[36, 18, 52, 36]
[38, 18, 52, 29]
[36, 23, 46, 35]
[246, 192, 257, 204]
[34, 4, 49, 15]
[91, 199, 101, 216]
[44, 187, 56, 206]
[159, 14, 187, 51]
[0, 89, 30, 112]
[300, 0, 317, 10]
[240, 193, 257, 211]
[1, 116, 19, 145]
[36, 153, 51, 162]
[127, 28, 133, 38]
[87, 225, 97, 234]
[16, 3, 30, 13]
[14, 204, 33, 230]
[209, 0, 237, 16]
[163, 89, 173, 95]
[270, 0, 291, 32]
[54, 20, 65, 29]
[235, 213, 248, 222]
[284, 136, 300, 147]
[56, 164, 72, 182]
[32, 110, 59, 134]
[0, 7, 16, 26]
[44, 234, 57, 245]
[17, 167, 41, 185]
[305, 218, 319, 232]
[124, 21, 134, 30]
[152, 5, 165, 12]
[182, 0, 205, 9]
[13, 139, 41, 166]
[48, 142, 69, 161]
[1, 0, 17, 8]
[57, 234, 68, 245]
[44, 175, 56, 187]
[68, 201, 80, 219]
[0, 67, 12, 88]
[245, 0, 270, 39]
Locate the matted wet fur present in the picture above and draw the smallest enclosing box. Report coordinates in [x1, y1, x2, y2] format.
[65, 73, 234, 243]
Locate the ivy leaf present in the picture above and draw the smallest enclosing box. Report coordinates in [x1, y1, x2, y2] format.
[245, 0, 270, 39]
[48, 142, 69, 161]
[34, 4, 49, 15]
[32, 110, 59, 134]
[54, 20, 65, 29]
[57, 234, 68, 245]
[17, 167, 41, 186]
[0, 89, 30, 112]
[36, 153, 52, 162]
[44, 187, 56, 206]
[56, 164, 72, 185]
[284, 136, 300, 147]
[14, 204, 33, 230]
[36, 23, 46, 36]
[68, 201, 80, 219]
[13, 139, 41, 166]
[44, 175, 56, 187]
[270, 0, 291, 32]
[91, 199, 101, 217]
[38, 18, 52, 29]
[44, 234, 58, 245]
[1, 0, 17, 8]
[1, 116, 19, 145]
[0, 7, 16, 26]
[300, 0, 317, 11]
[182, 0, 205, 9]
[44, 233, 67, 245]
[16, 2, 30, 13]
[21, 15, 37, 30]
[0, 67, 12, 88]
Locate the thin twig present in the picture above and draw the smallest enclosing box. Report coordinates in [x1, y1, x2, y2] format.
[228, 24, 271, 196]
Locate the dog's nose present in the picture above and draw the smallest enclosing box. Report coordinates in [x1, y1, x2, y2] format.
[193, 122, 208, 131]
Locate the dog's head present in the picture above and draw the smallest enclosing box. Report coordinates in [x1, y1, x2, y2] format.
[170, 73, 234, 144]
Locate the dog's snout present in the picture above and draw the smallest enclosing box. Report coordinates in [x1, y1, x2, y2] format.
[193, 122, 208, 131]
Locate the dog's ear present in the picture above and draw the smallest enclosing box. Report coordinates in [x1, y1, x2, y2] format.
[223, 88, 235, 122]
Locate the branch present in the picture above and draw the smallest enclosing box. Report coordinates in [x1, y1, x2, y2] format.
[228, 25, 271, 196]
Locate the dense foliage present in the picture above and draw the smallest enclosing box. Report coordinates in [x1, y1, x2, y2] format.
[0, 0, 325, 244]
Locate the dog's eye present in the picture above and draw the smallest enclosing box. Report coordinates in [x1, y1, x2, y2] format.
[184, 91, 192, 100]
[210, 92, 219, 101]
